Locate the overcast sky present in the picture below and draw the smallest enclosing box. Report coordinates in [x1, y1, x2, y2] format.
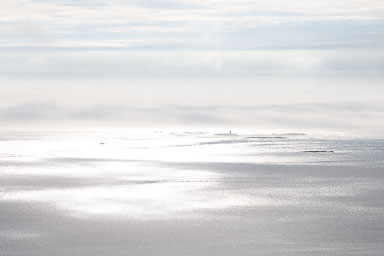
[0, 0, 383, 134]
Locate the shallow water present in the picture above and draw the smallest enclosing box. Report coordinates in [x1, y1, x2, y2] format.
[0, 131, 383, 255]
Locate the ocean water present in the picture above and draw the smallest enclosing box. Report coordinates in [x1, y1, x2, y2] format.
[0, 131, 383, 255]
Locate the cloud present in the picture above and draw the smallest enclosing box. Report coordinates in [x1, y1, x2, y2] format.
[0, 102, 383, 134]
[0, 1, 383, 135]
[0, 49, 383, 77]
[0, 0, 383, 49]
[23, 56, 48, 65]
[0, 102, 65, 122]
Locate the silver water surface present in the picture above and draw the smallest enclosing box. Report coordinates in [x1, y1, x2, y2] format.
[0, 131, 383, 255]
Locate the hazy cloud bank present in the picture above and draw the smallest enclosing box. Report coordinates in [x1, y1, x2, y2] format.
[1, 102, 383, 134]
[1, 50, 383, 78]
[0, 0, 383, 134]
[0, 0, 383, 49]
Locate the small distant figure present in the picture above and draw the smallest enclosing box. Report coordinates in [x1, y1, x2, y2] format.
[230, 130, 232, 134]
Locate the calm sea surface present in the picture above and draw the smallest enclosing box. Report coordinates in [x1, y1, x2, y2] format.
[1, 131, 383, 255]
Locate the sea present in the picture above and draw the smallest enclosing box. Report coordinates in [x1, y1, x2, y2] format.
[0, 130, 383, 255]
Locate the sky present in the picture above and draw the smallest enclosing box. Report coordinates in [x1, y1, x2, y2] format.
[0, 0, 383, 134]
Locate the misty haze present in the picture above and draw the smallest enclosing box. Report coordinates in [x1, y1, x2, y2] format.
[0, 0, 383, 255]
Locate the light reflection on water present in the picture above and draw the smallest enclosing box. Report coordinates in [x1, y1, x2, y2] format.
[0, 131, 383, 219]
[0, 131, 384, 255]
